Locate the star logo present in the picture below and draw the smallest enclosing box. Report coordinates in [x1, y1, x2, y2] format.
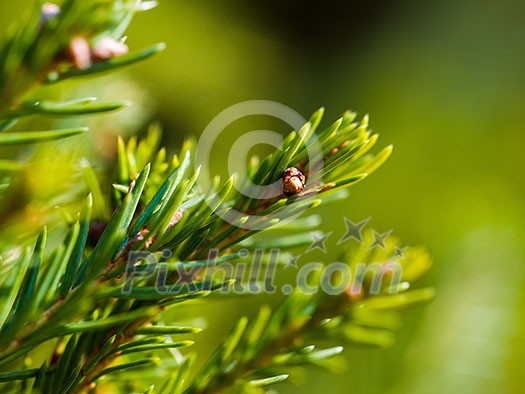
[286, 254, 300, 268]
[338, 217, 370, 245]
[306, 231, 332, 254]
[369, 229, 393, 250]
[394, 245, 408, 258]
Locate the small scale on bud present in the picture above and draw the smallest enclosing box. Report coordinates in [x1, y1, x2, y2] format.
[69, 36, 92, 70]
[282, 167, 306, 196]
[168, 209, 185, 228]
[91, 37, 129, 61]
[41, 3, 61, 23]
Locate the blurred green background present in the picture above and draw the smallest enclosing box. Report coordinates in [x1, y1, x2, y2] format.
[2, 0, 525, 393]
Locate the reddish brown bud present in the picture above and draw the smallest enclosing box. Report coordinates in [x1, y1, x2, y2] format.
[88, 221, 107, 246]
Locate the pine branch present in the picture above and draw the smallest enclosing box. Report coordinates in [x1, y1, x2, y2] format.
[0, 0, 163, 244]
[0, 2, 436, 393]
[183, 235, 435, 394]
[0, 106, 394, 392]
[0, 0, 164, 137]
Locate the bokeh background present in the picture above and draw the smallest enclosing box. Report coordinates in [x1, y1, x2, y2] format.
[1, 1, 525, 393]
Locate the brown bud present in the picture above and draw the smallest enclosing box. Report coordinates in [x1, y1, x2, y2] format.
[282, 167, 306, 196]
